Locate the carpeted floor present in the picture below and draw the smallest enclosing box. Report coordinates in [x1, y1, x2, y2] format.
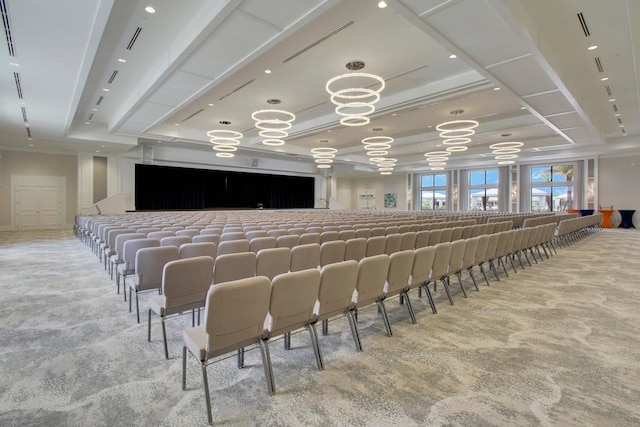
[0, 228, 639, 426]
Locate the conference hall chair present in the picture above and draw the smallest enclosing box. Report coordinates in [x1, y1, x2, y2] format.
[414, 230, 430, 249]
[299, 232, 321, 245]
[245, 230, 268, 241]
[290, 243, 320, 272]
[364, 236, 385, 257]
[176, 229, 199, 238]
[384, 233, 402, 255]
[220, 231, 246, 242]
[103, 228, 131, 271]
[179, 242, 217, 261]
[352, 254, 391, 343]
[267, 229, 288, 238]
[429, 242, 454, 306]
[192, 234, 220, 245]
[162, 226, 184, 233]
[319, 240, 346, 267]
[118, 238, 161, 298]
[451, 227, 464, 242]
[471, 234, 491, 286]
[400, 232, 417, 251]
[445, 239, 468, 299]
[182, 276, 272, 424]
[459, 236, 481, 292]
[149, 256, 214, 359]
[320, 231, 339, 244]
[316, 260, 360, 350]
[429, 229, 443, 245]
[344, 238, 367, 262]
[136, 227, 161, 236]
[256, 247, 291, 281]
[370, 227, 386, 237]
[440, 228, 454, 243]
[483, 233, 501, 282]
[110, 232, 146, 285]
[148, 231, 175, 240]
[249, 236, 277, 254]
[461, 225, 474, 239]
[263, 269, 323, 390]
[126, 246, 178, 323]
[216, 239, 250, 256]
[213, 252, 256, 284]
[338, 230, 356, 241]
[276, 234, 300, 249]
[287, 227, 306, 236]
[385, 226, 399, 235]
[354, 228, 371, 239]
[199, 228, 221, 236]
[160, 236, 192, 248]
[380, 250, 416, 334]
[410, 246, 437, 314]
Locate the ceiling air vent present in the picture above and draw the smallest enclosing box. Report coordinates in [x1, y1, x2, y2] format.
[605, 85, 612, 96]
[612, 104, 618, 113]
[577, 12, 590, 37]
[617, 118, 622, 124]
[96, 96, 104, 105]
[13, 72, 23, 99]
[282, 21, 354, 64]
[218, 79, 254, 101]
[88, 113, 94, 121]
[26, 126, 31, 139]
[126, 27, 142, 50]
[594, 57, 603, 73]
[182, 108, 204, 122]
[20, 106, 27, 123]
[107, 70, 119, 84]
[0, 0, 16, 56]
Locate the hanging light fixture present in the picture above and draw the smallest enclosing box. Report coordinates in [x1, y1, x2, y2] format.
[251, 109, 296, 146]
[311, 147, 337, 169]
[326, 62, 385, 126]
[206, 130, 243, 158]
[489, 141, 522, 165]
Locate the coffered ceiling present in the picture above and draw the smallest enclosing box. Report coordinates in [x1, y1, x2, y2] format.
[1, 0, 638, 176]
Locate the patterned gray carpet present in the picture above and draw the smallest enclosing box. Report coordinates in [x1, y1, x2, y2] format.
[0, 228, 639, 426]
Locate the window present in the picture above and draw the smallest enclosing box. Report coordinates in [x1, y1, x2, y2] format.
[420, 173, 447, 210]
[468, 169, 498, 211]
[530, 164, 574, 211]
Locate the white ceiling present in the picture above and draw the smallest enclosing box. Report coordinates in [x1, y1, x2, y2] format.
[1, 0, 638, 176]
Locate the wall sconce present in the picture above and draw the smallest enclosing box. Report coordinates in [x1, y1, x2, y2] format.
[589, 187, 594, 193]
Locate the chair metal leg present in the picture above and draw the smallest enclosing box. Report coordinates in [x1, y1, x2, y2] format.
[284, 332, 291, 350]
[377, 300, 393, 336]
[307, 323, 324, 371]
[422, 283, 437, 314]
[479, 264, 491, 285]
[135, 293, 141, 323]
[147, 309, 152, 342]
[129, 288, 132, 312]
[259, 339, 275, 395]
[508, 254, 518, 273]
[237, 348, 245, 368]
[499, 257, 509, 277]
[403, 291, 417, 323]
[182, 346, 188, 391]
[346, 310, 363, 351]
[468, 268, 480, 291]
[442, 278, 454, 305]
[202, 361, 213, 424]
[161, 317, 169, 359]
[489, 260, 500, 281]
[455, 273, 468, 298]
[321, 319, 329, 336]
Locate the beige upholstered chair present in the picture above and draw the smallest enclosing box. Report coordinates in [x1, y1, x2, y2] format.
[344, 238, 367, 262]
[381, 250, 416, 333]
[384, 233, 402, 255]
[299, 232, 321, 245]
[118, 237, 160, 296]
[220, 231, 246, 242]
[249, 236, 277, 254]
[319, 231, 339, 244]
[440, 228, 454, 243]
[192, 234, 220, 245]
[245, 230, 268, 240]
[451, 227, 464, 241]
[160, 236, 192, 248]
[352, 254, 390, 344]
[182, 276, 272, 424]
[400, 232, 417, 251]
[290, 243, 320, 272]
[316, 260, 360, 350]
[148, 256, 215, 359]
[276, 234, 300, 249]
[264, 268, 323, 387]
[445, 239, 467, 300]
[370, 227, 385, 237]
[109, 232, 145, 281]
[147, 231, 175, 240]
[365, 235, 386, 257]
[354, 228, 371, 239]
[429, 229, 443, 245]
[178, 242, 217, 260]
[176, 229, 199, 238]
[459, 236, 481, 292]
[411, 246, 437, 313]
[126, 245, 178, 322]
[414, 230, 430, 249]
[267, 229, 288, 238]
[213, 252, 256, 284]
[319, 240, 346, 267]
[338, 230, 356, 241]
[256, 247, 291, 280]
[216, 239, 250, 256]
[430, 242, 453, 305]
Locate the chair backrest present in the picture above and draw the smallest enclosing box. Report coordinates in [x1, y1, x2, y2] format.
[440, 228, 454, 242]
[429, 229, 443, 245]
[365, 236, 386, 257]
[355, 254, 390, 308]
[220, 231, 246, 242]
[134, 246, 179, 288]
[256, 247, 292, 280]
[354, 228, 372, 239]
[461, 236, 480, 270]
[451, 227, 463, 241]
[267, 229, 288, 238]
[320, 231, 339, 244]
[461, 225, 474, 239]
[120, 235, 156, 269]
[114, 233, 146, 260]
[495, 230, 510, 258]
[370, 227, 386, 237]
[163, 256, 215, 315]
[245, 230, 268, 240]
[473, 234, 490, 266]
[268, 269, 321, 338]
[290, 243, 320, 272]
[414, 230, 430, 249]
[199, 228, 221, 236]
[163, 226, 184, 232]
[319, 240, 346, 267]
[276, 234, 300, 249]
[175, 229, 199, 238]
[338, 230, 356, 241]
[317, 260, 359, 320]
[192, 234, 220, 245]
[147, 231, 175, 240]
[204, 276, 271, 358]
[217, 239, 250, 256]
[213, 252, 257, 284]
[136, 227, 161, 235]
[287, 228, 306, 236]
[249, 236, 277, 253]
[431, 242, 453, 281]
[107, 229, 134, 253]
[385, 226, 399, 235]
[400, 232, 417, 251]
[385, 250, 415, 298]
[398, 225, 411, 234]
[299, 232, 321, 245]
[160, 235, 192, 247]
[179, 242, 217, 260]
[305, 226, 322, 234]
[410, 246, 437, 286]
[344, 238, 367, 262]
[484, 233, 500, 261]
[447, 239, 466, 275]
[384, 233, 402, 255]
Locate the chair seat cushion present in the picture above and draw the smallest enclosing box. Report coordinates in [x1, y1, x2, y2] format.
[148, 295, 167, 316]
[184, 326, 207, 361]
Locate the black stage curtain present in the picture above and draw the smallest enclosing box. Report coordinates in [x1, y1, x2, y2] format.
[135, 164, 314, 210]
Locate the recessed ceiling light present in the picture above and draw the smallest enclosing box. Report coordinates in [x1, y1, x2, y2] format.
[378, 1, 387, 8]
[615, 113, 621, 117]
[609, 98, 616, 102]
[392, 113, 397, 116]
[28, 144, 34, 147]
[174, 123, 180, 126]
[85, 121, 91, 125]
[117, 58, 126, 63]
[9, 62, 19, 67]
[145, 6, 156, 13]
[619, 124, 624, 128]
[208, 103, 214, 107]
[600, 77, 609, 81]
[96, 150, 100, 153]
[102, 88, 109, 92]
[520, 106, 526, 110]
[449, 54, 457, 59]
[264, 69, 271, 74]
[588, 45, 598, 50]
[493, 87, 501, 91]
[101, 145, 106, 148]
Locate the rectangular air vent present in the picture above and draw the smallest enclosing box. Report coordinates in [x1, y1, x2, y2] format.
[0, 0, 16, 56]
[88, 113, 94, 121]
[182, 108, 205, 122]
[577, 12, 590, 37]
[20, 106, 27, 123]
[107, 70, 118, 84]
[612, 104, 618, 112]
[96, 96, 104, 105]
[126, 27, 142, 50]
[218, 79, 254, 101]
[605, 85, 612, 96]
[13, 72, 22, 99]
[594, 57, 603, 73]
[283, 21, 354, 64]
[617, 118, 622, 124]
[26, 126, 31, 138]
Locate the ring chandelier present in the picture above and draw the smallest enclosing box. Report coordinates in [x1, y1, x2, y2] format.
[370, 156, 397, 175]
[424, 119, 479, 170]
[326, 72, 385, 126]
[251, 109, 296, 146]
[489, 141, 523, 165]
[361, 137, 396, 174]
[206, 130, 243, 158]
[311, 147, 337, 169]
[424, 150, 451, 171]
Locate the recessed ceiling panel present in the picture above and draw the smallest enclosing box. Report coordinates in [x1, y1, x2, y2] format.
[147, 71, 212, 107]
[489, 56, 557, 97]
[127, 102, 175, 124]
[116, 120, 155, 135]
[525, 91, 574, 116]
[238, 0, 326, 30]
[397, 0, 459, 17]
[545, 112, 586, 130]
[424, 0, 529, 68]
[181, 11, 280, 80]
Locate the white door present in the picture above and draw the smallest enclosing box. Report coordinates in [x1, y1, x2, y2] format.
[16, 186, 63, 230]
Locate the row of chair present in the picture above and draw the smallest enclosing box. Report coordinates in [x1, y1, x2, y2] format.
[556, 214, 603, 247]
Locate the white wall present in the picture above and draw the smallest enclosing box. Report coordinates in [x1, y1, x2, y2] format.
[598, 155, 640, 227]
[336, 174, 408, 211]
